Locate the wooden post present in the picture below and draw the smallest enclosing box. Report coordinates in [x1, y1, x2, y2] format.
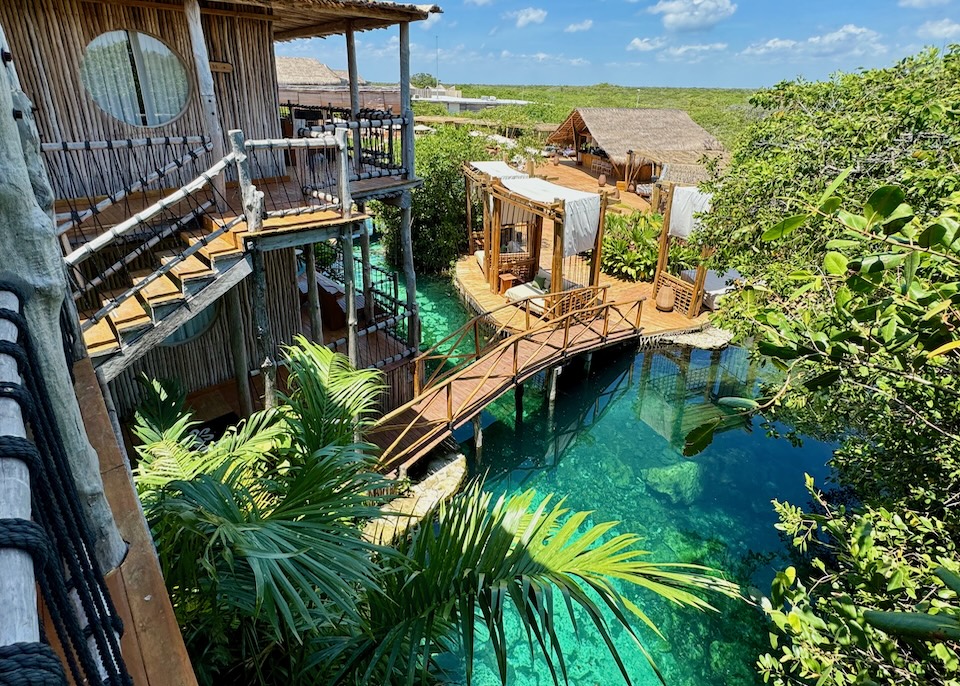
[481, 189, 492, 275]
[489, 197, 502, 292]
[0, 290, 39, 650]
[342, 225, 359, 368]
[346, 24, 363, 176]
[466, 177, 475, 253]
[399, 23, 415, 180]
[472, 415, 483, 463]
[224, 286, 254, 416]
[653, 183, 675, 298]
[358, 210, 374, 322]
[230, 129, 273, 406]
[551, 200, 565, 300]
[589, 193, 608, 288]
[184, 0, 226, 201]
[399, 193, 419, 349]
[304, 243, 323, 342]
[583, 351, 593, 376]
[626, 150, 635, 184]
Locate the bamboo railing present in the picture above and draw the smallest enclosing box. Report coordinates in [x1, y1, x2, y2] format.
[372, 290, 647, 474]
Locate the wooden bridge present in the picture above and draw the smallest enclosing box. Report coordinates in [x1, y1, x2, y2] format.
[368, 286, 686, 476]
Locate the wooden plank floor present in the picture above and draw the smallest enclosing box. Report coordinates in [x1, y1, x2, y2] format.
[535, 160, 650, 215]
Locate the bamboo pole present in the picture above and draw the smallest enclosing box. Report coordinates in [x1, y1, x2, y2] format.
[358, 209, 374, 322]
[346, 25, 363, 176]
[489, 197, 502, 292]
[589, 193, 608, 288]
[184, 0, 226, 202]
[304, 244, 323, 342]
[225, 286, 254, 417]
[0, 290, 38, 650]
[342, 225, 359, 368]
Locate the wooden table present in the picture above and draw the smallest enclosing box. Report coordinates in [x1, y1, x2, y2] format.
[498, 272, 519, 295]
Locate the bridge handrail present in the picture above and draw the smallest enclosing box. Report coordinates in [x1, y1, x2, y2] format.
[414, 285, 610, 393]
[373, 294, 646, 474]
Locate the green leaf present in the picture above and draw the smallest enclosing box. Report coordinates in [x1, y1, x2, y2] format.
[864, 186, 906, 226]
[863, 610, 960, 641]
[683, 418, 722, 457]
[824, 252, 849, 276]
[927, 340, 960, 358]
[716, 397, 761, 410]
[903, 250, 920, 291]
[825, 239, 860, 250]
[762, 215, 808, 242]
[817, 168, 852, 206]
[849, 253, 907, 274]
[803, 370, 841, 391]
[934, 567, 960, 595]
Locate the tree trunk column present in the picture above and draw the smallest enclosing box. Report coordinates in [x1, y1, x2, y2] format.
[399, 192, 419, 350]
[304, 243, 323, 342]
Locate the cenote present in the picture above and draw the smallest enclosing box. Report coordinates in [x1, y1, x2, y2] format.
[379, 241, 836, 686]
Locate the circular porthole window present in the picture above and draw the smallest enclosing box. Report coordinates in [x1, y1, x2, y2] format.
[80, 30, 190, 127]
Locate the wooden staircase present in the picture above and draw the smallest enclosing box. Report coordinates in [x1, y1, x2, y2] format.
[78, 222, 251, 380]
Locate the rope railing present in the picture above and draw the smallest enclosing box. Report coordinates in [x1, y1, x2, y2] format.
[373, 294, 647, 473]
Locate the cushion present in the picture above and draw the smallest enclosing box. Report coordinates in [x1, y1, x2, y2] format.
[536, 269, 552, 290]
[475, 250, 485, 268]
[533, 272, 547, 290]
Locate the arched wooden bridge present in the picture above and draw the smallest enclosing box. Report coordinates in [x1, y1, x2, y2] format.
[368, 286, 665, 476]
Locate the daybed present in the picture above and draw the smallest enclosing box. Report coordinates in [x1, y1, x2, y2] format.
[680, 268, 741, 311]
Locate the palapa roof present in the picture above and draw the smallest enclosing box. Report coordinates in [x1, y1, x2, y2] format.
[548, 108, 726, 170]
[332, 69, 367, 86]
[275, 58, 344, 86]
[204, 1, 440, 41]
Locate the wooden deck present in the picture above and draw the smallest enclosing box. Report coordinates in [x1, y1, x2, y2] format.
[536, 160, 650, 215]
[368, 258, 707, 475]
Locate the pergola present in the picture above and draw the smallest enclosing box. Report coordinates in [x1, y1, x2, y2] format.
[463, 161, 608, 303]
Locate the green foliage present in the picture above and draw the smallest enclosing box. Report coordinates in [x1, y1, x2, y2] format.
[454, 83, 756, 149]
[411, 72, 437, 89]
[600, 212, 698, 283]
[683, 47, 960, 686]
[372, 126, 492, 274]
[135, 342, 738, 685]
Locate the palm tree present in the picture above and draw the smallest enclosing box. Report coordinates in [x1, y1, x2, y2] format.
[133, 342, 741, 685]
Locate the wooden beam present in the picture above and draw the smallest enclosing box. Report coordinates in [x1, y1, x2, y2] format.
[98, 258, 253, 381]
[589, 193, 608, 288]
[652, 183, 675, 298]
[489, 197, 502, 293]
[342, 227, 359, 368]
[346, 25, 363, 175]
[399, 23, 415, 182]
[358, 216, 375, 322]
[83, 0, 273, 20]
[551, 201, 565, 296]
[224, 285, 254, 416]
[304, 244, 323, 343]
[185, 0, 226, 174]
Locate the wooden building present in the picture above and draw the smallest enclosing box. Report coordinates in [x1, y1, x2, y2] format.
[547, 108, 726, 187]
[0, 0, 439, 420]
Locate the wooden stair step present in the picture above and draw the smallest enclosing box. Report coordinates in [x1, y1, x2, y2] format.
[157, 251, 215, 282]
[81, 315, 120, 357]
[182, 232, 243, 263]
[131, 270, 185, 306]
[101, 291, 152, 333]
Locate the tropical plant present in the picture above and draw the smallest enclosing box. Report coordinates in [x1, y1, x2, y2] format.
[600, 212, 698, 283]
[135, 342, 742, 685]
[371, 125, 492, 274]
[682, 46, 960, 686]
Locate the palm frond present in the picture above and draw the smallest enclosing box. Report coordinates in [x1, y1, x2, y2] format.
[343, 482, 742, 686]
[282, 336, 385, 453]
[147, 444, 396, 641]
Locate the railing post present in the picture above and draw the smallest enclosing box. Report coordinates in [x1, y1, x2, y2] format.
[345, 23, 364, 177]
[563, 312, 571, 348]
[231, 129, 275, 407]
[513, 339, 519, 377]
[414, 358, 421, 396]
[602, 304, 610, 339]
[335, 128, 353, 218]
[525, 300, 530, 330]
[635, 300, 644, 329]
[473, 319, 480, 359]
[446, 383, 453, 424]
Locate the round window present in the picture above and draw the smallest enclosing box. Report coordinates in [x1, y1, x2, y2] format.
[81, 30, 190, 127]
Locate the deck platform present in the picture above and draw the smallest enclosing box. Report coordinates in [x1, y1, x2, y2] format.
[535, 159, 650, 215]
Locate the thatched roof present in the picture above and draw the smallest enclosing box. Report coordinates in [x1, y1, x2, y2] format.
[332, 69, 367, 86]
[214, 1, 440, 41]
[548, 108, 725, 170]
[276, 58, 344, 87]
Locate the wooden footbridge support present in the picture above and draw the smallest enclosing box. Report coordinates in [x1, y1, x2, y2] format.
[368, 286, 662, 476]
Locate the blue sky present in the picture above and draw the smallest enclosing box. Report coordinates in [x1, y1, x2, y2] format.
[275, 0, 960, 88]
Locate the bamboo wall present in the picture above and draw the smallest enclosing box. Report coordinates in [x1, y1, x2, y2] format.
[110, 249, 300, 418]
[0, 0, 280, 153]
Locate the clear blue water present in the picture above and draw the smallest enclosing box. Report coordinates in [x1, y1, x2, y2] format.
[377, 246, 836, 686]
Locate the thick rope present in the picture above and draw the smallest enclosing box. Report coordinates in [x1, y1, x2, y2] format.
[0, 282, 131, 686]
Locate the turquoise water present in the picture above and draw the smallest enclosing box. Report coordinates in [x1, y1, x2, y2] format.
[376, 248, 835, 686]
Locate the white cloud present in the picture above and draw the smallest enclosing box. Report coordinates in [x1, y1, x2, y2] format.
[899, 0, 949, 7]
[505, 7, 547, 28]
[420, 13, 440, 29]
[647, 0, 737, 31]
[918, 18, 960, 39]
[627, 37, 666, 51]
[742, 24, 886, 58]
[659, 42, 727, 62]
[565, 19, 593, 33]
[500, 49, 589, 66]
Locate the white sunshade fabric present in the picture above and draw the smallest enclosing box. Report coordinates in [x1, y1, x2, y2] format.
[668, 187, 713, 239]
[469, 161, 529, 180]
[500, 177, 601, 256]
